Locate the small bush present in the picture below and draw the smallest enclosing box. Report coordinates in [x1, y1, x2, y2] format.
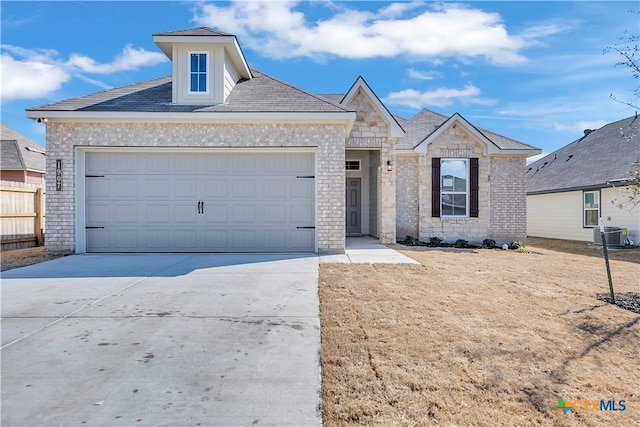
[428, 237, 442, 247]
[481, 239, 496, 249]
[454, 239, 470, 248]
[400, 235, 422, 246]
[509, 240, 523, 250]
[516, 246, 530, 254]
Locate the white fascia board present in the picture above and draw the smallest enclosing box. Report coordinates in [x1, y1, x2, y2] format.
[342, 77, 405, 138]
[227, 39, 251, 79]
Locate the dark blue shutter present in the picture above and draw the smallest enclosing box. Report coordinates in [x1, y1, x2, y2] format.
[432, 158, 440, 217]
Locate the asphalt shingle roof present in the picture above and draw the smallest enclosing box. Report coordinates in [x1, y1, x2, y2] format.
[27, 70, 351, 114]
[153, 27, 233, 37]
[395, 108, 535, 151]
[1, 124, 46, 172]
[526, 115, 640, 194]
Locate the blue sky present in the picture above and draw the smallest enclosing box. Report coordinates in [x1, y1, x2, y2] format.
[1, 1, 638, 161]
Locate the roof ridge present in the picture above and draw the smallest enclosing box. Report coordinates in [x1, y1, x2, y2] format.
[153, 27, 233, 36]
[27, 76, 171, 111]
[250, 69, 353, 112]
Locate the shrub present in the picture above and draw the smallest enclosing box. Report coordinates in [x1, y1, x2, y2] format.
[516, 246, 530, 254]
[481, 239, 496, 249]
[509, 240, 523, 250]
[428, 237, 442, 247]
[454, 239, 470, 248]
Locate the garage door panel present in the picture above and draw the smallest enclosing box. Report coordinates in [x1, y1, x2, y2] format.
[115, 229, 139, 249]
[232, 230, 256, 250]
[204, 205, 228, 223]
[263, 155, 287, 173]
[146, 178, 171, 198]
[264, 205, 287, 224]
[147, 229, 170, 249]
[232, 155, 256, 173]
[264, 179, 287, 198]
[232, 180, 256, 198]
[114, 204, 139, 223]
[174, 204, 198, 223]
[203, 179, 228, 198]
[114, 178, 139, 198]
[232, 205, 255, 223]
[174, 179, 198, 198]
[85, 152, 314, 252]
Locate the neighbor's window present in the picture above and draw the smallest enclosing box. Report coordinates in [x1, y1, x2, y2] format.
[345, 160, 361, 171]
[189, 52, 208, 93]
[583, 191, 600, 227]
[441, 159, 468, 216]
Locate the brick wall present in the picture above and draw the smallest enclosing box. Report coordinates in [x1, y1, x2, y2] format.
[45, 121, 346, 254]
[396, 155, 419, 239]
[489, 155, 527, 242]
[418, 125, 491, 244]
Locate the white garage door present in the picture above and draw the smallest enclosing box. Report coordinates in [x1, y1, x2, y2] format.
[85, 152, 315, 252]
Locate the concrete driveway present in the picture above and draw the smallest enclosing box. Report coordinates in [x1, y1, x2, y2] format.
[1, 254, 321, 427]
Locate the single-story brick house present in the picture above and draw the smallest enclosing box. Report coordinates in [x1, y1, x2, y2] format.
[27, 27, 540, 254]
[527, 115, 639, 244]
[1, 124, 46, 185]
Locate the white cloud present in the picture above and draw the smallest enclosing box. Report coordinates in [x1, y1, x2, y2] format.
[384, 84, 497, 108]
[0, 53, 69, 101]
[552, 120, 609, 134]
[67, 45, 167, 74]
[407, 68, 441, 80]
[192, 1, 532, 64]
[0, 44, 166, 102]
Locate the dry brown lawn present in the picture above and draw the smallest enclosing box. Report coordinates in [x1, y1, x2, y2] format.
[320, 237, 640, 426]
[0, 246, 66, 271]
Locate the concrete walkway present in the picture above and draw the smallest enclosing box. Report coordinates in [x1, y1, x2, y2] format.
[1, 254, 321, 427]
[319, 236, 420, 264]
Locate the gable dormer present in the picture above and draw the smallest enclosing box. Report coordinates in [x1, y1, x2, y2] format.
[153, 27, 252, 105]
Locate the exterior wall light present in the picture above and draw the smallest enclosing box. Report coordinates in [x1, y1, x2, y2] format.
[386, 159, 393, 172]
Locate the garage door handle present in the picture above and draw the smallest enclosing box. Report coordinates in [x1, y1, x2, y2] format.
[197, 201, 202, 214]
[296, 226, 315, 229]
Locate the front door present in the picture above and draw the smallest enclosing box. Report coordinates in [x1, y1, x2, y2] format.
[345, 178, 361, 235]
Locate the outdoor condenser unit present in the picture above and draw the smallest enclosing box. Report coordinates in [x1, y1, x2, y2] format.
[593, 227, 627, 247]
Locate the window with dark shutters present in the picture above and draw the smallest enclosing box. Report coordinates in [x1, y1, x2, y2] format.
[470, 158, 479, 217]
[432, 157, 440, 217]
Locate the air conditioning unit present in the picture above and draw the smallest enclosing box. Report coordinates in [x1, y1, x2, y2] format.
[593, 227, 627, 247]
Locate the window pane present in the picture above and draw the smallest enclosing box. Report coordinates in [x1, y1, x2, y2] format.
[190, 74, 198, 92]
[190, 54, 198, 71]
[441, 194, 453, 216]
[453, 194, 467, 216]
[199, 74, 207, 92]
[585, 210, 599, 226]
[199, 54, 207, 72]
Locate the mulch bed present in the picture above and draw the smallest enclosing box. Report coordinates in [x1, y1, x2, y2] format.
[597, 292, 640, 314]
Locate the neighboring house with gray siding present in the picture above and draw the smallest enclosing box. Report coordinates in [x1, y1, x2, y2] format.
[26, 27, 539, 254]
[1, 124, 46, 184]
[526, 115, 640, 244]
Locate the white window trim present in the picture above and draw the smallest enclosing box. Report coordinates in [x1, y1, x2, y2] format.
[188, 51, 209, 95]
[441, 158, 469, 218]
[583, 190, 600, 228]
[345, 159, 361, 171]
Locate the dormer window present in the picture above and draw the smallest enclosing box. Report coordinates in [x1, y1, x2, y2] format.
[189, 52, 208, 94]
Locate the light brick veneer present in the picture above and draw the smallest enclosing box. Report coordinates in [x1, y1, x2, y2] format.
[412, 125, 526, 244]
[45, 121, 346, 254]
[396, 155, 419, 238]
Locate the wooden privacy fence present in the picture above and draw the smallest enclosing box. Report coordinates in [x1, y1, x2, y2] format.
[1, 180, 46, 250]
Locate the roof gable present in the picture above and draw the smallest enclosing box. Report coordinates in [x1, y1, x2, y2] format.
[526, 115, 640, 194]
[341, 77, 404, 138]
[413, 112, 539, 155]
